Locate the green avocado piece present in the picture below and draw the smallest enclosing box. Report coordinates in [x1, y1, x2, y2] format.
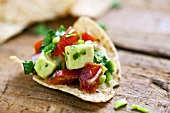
[34, 52, 57, 79]
[65, 44, 94, 69]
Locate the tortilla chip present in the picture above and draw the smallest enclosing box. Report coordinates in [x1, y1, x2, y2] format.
[0, 0, 77, 44]
[33, 17, 121, 102]
[70, 0, 113, 19]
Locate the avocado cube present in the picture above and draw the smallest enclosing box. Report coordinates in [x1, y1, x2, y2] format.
[34, 53, 57, 79]
[65, 44, 94, 69]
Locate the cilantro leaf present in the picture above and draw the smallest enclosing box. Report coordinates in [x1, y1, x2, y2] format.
[94, 50, 108, 65]
[43, 43, 56, 54]
[34, 24, 50, 35]
[59, 25, 66, 31]
[42, 30, 55, 47]
[73, 53, 80, 60]
[23, 61, 35, 75]
[40, 25, 66, 55]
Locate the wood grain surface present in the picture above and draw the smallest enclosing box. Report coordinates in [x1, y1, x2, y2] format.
[0, 0, 170, 113]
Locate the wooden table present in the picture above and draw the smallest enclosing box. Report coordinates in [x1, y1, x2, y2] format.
[0, 0, 169, 112]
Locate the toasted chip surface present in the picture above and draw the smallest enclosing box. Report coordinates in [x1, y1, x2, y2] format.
[33, 17, 121, 102]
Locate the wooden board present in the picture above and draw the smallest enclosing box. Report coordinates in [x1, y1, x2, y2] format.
[98, 0, 170, 58]
[0, 0, 170, 113]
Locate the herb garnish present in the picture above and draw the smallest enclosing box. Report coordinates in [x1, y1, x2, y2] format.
[114, 98, 128, 109]
[42, 30, 55, 47]
[73, 50, 87, 60]
[34, 24, 50, 36]
[94, 50, 107, 65]
[55, 25, 66, 37]
[81, 49, 86, 55]
[73, 53, 80, 60]
[131, 104, 149, 113]
[40, 25, 66, 54]
[23, 61, 35, 75]
[43, 43, 56, 55]
[45, 63, 48, 67]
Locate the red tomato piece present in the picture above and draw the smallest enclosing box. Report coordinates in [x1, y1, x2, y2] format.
[82, 32, 98, 42]
[52, 27, 79, 57]
[33, 39, 43, 54]
[79, 63, 102, 93]
[48, 69, 82, 85]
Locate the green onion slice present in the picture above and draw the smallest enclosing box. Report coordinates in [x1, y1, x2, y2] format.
[114, 98, 128, 109]
[131, 104, 149, 113]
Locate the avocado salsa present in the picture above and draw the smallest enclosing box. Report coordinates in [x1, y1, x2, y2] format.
[23, 25, 115, 93]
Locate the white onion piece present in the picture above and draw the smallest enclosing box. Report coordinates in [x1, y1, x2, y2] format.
[32, 53, 40, 63]
[87, 68, 102, 84]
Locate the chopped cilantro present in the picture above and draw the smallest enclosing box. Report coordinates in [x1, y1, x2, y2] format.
[98, 22, 106, 30]
[34, 24, 50, 36]
[43, 43, 56, 55]
[42, 30, 55, 47]
[72, 49, 87, 60]
[41, 25, 66, 55]
[23, 61, 35, 75]
[45, 63, 48, 67]
[94, 50, 108, 65]
[73, 53, 80, 60]
[81, 49, 86, 55]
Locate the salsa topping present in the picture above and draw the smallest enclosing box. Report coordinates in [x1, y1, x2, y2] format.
[52, 26, 78, 57]
[23, 61, 35, 75]
[23, 25, 115, 93]
[79, 63, 102, 93]
[48, 69, 82, 85]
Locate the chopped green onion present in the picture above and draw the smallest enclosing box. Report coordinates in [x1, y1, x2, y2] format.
[68, 29, 75, 34]
[105, 60, 114, 73]
[77, 40, 85, 45]
[131, 104, 149, 113]
[98, 22, 106, 30]
[99, 75, 106, 85]
[52, 36, 60, 43]
[105, 70, 113, 86]
[114, 98, 128, 109]
[65, 33, 76, 38]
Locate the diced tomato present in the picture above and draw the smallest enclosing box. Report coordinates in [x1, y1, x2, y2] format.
[48, 69, 82, 85]
[82, 32, 98, 42]
[79, 63, 102, 93]
[52, 27, 79, 57]
[33, 39, 43, 54]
